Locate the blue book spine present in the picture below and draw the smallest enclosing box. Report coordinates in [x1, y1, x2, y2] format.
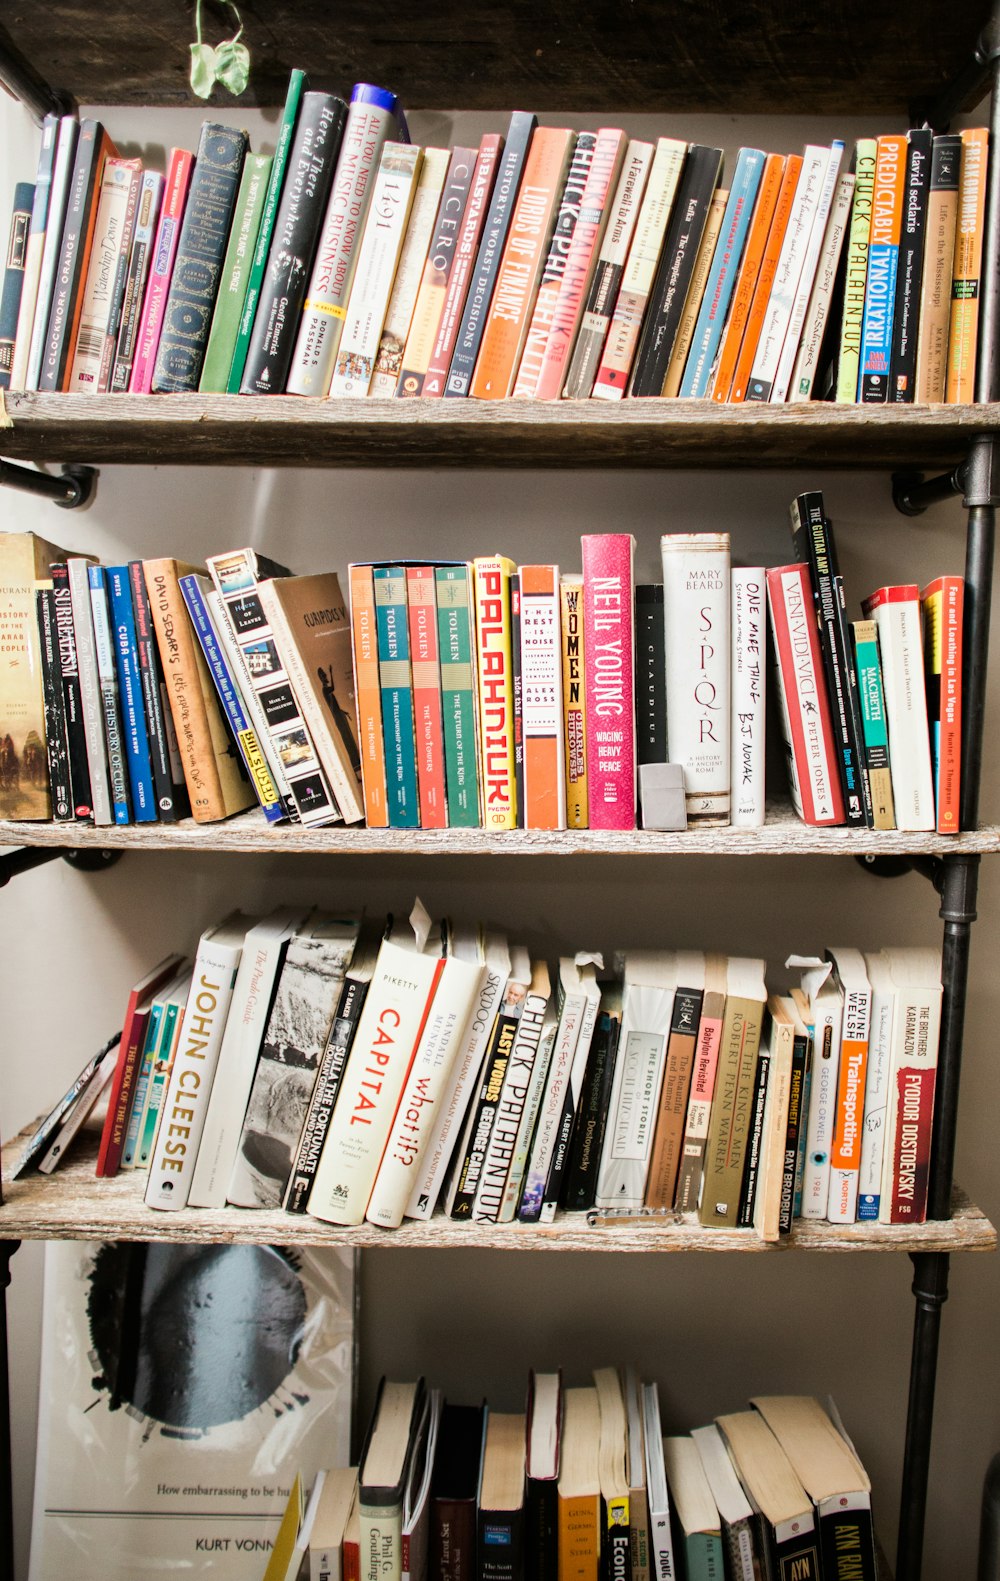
[680, 148, 765, 398]
[0, 182, 34, 388]
[88, 564, 132, 825]
[858, 137, 906, 402]
[122, 1003, 164, 1168]
[106, 565, 157, 822]
[178, 574, 285, 824]
[373, 566, 420, 827]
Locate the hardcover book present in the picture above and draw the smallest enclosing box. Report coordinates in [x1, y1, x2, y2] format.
[35, 586, 71, 820]
[766, 563, 846, 826]
[430, 1402, 487, 1581]
[198, 152, 273, 393]
[582, 533, 635, 830]
[661, 532, 731, 825]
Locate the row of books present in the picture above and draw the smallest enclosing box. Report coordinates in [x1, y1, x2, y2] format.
[17, 899, 943, 1232]
[267, 1373, 877, 1581]
[0, 69, 989, 407]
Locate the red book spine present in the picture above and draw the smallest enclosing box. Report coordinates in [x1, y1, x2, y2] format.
[130, 149, 194, 393]
[95, 1003, 151, 1176]
[888, 1064, 936, 1222]
[423, 135, 502, 398]
[582, 533, 636, 829]
[766, 563, 846, 826]
[407, 564, 448, 828]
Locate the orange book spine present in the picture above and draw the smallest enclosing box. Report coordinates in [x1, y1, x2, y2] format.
[406, 564, 448, 828]
[558, 1495, 601, 1581]
[349, 563, 388, 827]
[729, 154, 801, 402]
[519, 563, 565, 830]
[710, 153, 785, 402]
[946, 126, 988, 404]
[470, 127, 574, 399]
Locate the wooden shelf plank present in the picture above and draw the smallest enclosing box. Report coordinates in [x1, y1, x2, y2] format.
[0, 1, 991, 116]
[2, 392, 999, 470]
[2, 805, 1000, 858]
[1, 1134, 994, 1252]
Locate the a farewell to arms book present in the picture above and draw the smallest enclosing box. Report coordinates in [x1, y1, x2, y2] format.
[514, 131, 597, 399]
[241, 91, 347, 395]
[661, 532, 731, 826]
[478, 1413, 527, 1581]
[38, 118, 117, 392]
[197, 152, 272, 392]
[151, 123, 250, 393]
[0, 182, 33, 388]
[29, 1241, 353, 1581]
[129, 147, 194, 393]
[359, 1378, 428, 1581]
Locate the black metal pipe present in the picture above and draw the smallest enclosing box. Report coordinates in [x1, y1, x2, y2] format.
[0, 847, 61, 888]
[919, 3, 1000, 132]
[980, 1452, 1000, 1580]
[0, 460, 96, 510]
[896, 1252, 950, 1581]
[891, 466, 966, 517]
[0, 1243, 20, 1581]
[930, 855, 980, 1220]
[960, 493, 997, 831]
[0, 33, 72, 124]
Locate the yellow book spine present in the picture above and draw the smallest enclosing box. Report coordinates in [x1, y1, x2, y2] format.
[474, 555, 517, 829]
[946, 127, 988, 403]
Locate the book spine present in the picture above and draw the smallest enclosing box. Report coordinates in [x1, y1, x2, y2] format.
[789, 170, 854, 402]
[533, 128, 627, 401]
[660, 187, 728, 399]
[241, 93, 348, 394]
[729, 153, 802, 402]
[121, 1001, 165, 1168]
[285, 87, 401, 396]
[674, 986, 726, 1213]
[66, 156, 140, 393]
[743, 144, 831, 402]
[513, 131, 597, 400]
[661, 534, 731, 825]
[945, 126, 989, 404]
[914, 135, 962, 403]
[562, 138, 654, 399]
[681, 148, 766, 399]
[474, 555, 517, 830]
[97, 1006, 151, 1176]
[130, 148, 194, 393]
[500, 1002, 558, 1220]
[923, 577, 963, 834]
[36, 587, 72, 820]
[374, 565, 420, 827]
[127, 561, 180, 821]
[635, 584, 666, 773]
[582, 533, 635, 830]
[710, 153, 785, 401]
[645, 986, 704, 1210]
[851, 619, 895, 829]
[152, 124, 249, 393]
[445, 112, 539, 396]
[67, 557, 112, 825]
[350, 563, 389, 827]
[38, 120, 109, 391]
[889, 130, 933, 402]
[779, 1033, 809, 1233]
[765, 565, 845, 825]
[801, 992, 843, 1219]
[111, 170, 164, 392]
[858, 968, 892, 1221]
[880, 980, 940, 1224]
[197, 153, 272, 393]
[518, 987, 586, 1220]
[562, 1011, 617, 1211]
[328, 142, 422, 397]
[730, 569, 766, 828]
[560, 576, 588, 828]
[10, 116, 57, 390]
[858, 134, 907, 402]
[768, 142, 845, 404]
[106, 565, 157, 823]
[628, 144, 723, 398]
[88, 565, 131, 825]
[285, 972, 370, 1213]
[450, 986, 524, 1218]
[406, 565, 448, 828]
[863, 586, 935, 831]
[0, 183, 33, 388]
[137, 994, 184, 1167]
[25, 116, 78, 390]
[737, 1044, 770, 1225]
[834, 139, 879, 401]
[435, 566, 481, 827]
[204, 584, 294, 817]
[698, 994, 765, 1227]
[369, 148, 450, 395]
[50, 564, 94, 821]
[397, 146, 479, 396]
[828, 983, 871, 1223]
[519, 565, 565, 830]
[424, 135, 503, 396]
[537, 989, 601, 1220]
[473, 977, 550, 1222]
[597, 981, 676, 1211]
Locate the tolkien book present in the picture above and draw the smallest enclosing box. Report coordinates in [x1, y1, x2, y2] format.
[373, 564, 421, 828]
[434, 565, 481, 828]
[406, 564, 448, 829]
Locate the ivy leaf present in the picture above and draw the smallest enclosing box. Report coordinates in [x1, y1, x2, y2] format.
[189, 42, 218, 98]
[214, 38, 251, 96]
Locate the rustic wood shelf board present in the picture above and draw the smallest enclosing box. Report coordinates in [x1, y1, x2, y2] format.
[2, 393, 999, 470]
[3, 806, 1000, 858]
[1, 1, 991, 115]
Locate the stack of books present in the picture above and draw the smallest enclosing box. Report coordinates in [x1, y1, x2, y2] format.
[15, 905, 943, 1233]
[264, 1375, 879, 1581]
[0, 71, 989, 406]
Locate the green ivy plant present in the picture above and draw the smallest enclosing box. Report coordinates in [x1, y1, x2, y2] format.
[190, 0, 251, 98]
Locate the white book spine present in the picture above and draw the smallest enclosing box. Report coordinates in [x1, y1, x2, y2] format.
[769, 141, 845, 403]
[868, 593, 935, 831]
[25, 116, 77, 389]
[878, 951, 942, 1225]
[203, 585, 294, 813]
[801, 989, 844, 1219]
[308, 942, 443, 1225]
[88, 573, 129, 821]
[730, 568, 766, 828]
[145, 932, 245, 1209]
[66, 161, 134, 393]
[826, 947, 872, 1225]
[520, 566, 566, 829]
[518, 986, 586, 1218]
[595, 978, 674, 1210]
[67, 558, 112, 825]
[661, 533, 731, 824]
[472, 969, 551, 1223]
[498, 1006, 559, 1221]
[10, 117, 57, 391]
[368, 150, 450, 396]
[858, 954, 894, 1220]
[745, 144, 829, 400]
[538, 987, 601, 1222]
[329, 143, 422, 397]
[789, 171, 855, 402]
[366, 954, 485, 1228]
[404, 961, 507, 1221]
[188, 916, 300, 1208]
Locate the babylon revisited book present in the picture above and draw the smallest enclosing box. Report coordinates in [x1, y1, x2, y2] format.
[29, 1242, 355, 1579]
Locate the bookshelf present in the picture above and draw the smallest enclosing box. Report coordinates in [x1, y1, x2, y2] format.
[0, 7, 998, 1581]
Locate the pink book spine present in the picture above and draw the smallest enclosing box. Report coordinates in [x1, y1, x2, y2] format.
[582, 532, 636, 829]
[130, 149, 194, 393]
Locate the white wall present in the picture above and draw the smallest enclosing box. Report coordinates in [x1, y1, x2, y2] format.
[1, 83, 998, 1581]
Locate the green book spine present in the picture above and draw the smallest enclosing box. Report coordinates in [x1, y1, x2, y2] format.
[199, 153, 273, 392]
[835, 138, 877, 402]
[138, 997, 182, 1166]
[684, 1533, 725, 1581]
[226, 68, 307, 392]
[435, 565, 481, 827]
[121, 1002, 164, 1168]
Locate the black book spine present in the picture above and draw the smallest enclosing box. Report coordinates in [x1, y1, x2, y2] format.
[819, 1507, 879, 1581]
[779, 1032, 808, 1234]
[445, 111, 538, 396]
[128, 561, 181, 821]
[771, 1523, 821, 1579]
[240, 92, 348, 394]
[284, 971, 370, 1212]
[510, 573, 524, 827]
[151, 123, 249, 393]
[0, 182, 33, 389]
[50, 563, 93, 821]
[450, 1004, 522, 1219]
[890, 129, 933, 402]
[525, 1478, 558, 1581]
[562, 1011, 618, 1212]
[36, 587, 72, 821]
[635, 584, 666, 769]
[39, 120, 106, 392]
[737, 1048, 770, 1226]
[629, 144, 723, 398]
[790, 491, 869, 826]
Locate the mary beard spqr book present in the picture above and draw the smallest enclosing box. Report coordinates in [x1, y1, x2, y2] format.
[582, 534, 635, 829]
